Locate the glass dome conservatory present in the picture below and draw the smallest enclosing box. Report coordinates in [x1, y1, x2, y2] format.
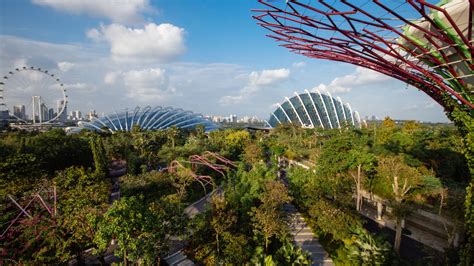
[269, 90, 361, 129]
[72, 106, 219, 133]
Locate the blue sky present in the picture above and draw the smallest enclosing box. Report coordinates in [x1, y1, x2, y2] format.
[0, 0, 449, 122]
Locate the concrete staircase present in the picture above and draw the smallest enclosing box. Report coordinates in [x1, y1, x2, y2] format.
[163, 250, 194, 266]
[285, 204, 334, 266]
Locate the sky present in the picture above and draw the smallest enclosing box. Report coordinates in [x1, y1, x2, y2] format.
[0, 0, 450, 122]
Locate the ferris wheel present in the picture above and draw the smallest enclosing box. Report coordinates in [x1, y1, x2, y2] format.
[0, 66, 68, 124]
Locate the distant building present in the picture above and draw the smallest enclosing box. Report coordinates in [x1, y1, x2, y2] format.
[70, 110, 82, 120]
[86, 110, 97, 121]
[57, 99, 67, 123]
[13, 105, 26, 120]
[40, 103, 49, 121]
[238, 115, 261, 124]
[0, 110, 9, 120]
[48, 108, 54, 121]
[32, 96, 44, 123]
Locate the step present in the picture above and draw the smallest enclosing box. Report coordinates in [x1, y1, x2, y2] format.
[312, 258, 335, 266]
[299, 242, 326, 252]
[165, 251, 188, 265]
[288, 215, 306, 222]
[290, 226, 313, 235]
[173, 259, 195, 266]
[294, 233, 317, 241]
[290, 222, 308, 228]
[283, 203, 334, 265]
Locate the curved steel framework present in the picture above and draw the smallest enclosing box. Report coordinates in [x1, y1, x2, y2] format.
[269, 90, 361, 129]
[254, 0, 474, 110]
[73, 106, 219, 133]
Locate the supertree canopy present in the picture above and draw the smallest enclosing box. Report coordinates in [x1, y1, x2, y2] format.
[253, 0, 473, 112]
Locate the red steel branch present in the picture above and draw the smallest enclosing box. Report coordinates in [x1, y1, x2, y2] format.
[163, 152, 236, 194]
[254, 0, 474, 110]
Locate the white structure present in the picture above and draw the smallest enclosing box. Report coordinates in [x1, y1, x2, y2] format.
[269, 90, 362, 129]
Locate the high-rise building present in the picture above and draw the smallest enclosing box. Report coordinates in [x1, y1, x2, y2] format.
[86, 110, 98, 120]
[13, 105, 26, 120]
[48, 108, 55, 121]
[41, 103, 49, 121]
[32, 96, 42, 123]
[71, 110, 82, 120]
[57, 99, 67, 123]
[0, 110, 9, 120]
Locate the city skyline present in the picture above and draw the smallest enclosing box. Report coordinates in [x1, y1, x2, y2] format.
[0, 0, 451, 122]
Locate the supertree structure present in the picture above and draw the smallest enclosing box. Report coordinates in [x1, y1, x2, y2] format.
[253, 0, 473, 260]
[253, 0, 473, 111]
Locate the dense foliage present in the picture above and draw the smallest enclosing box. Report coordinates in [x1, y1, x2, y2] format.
[0, 120, 470, 264]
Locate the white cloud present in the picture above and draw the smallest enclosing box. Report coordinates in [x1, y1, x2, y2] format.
[24, 70, 45, 82]
[122, 68, 177, 102]
[313, 66, 389, 94]
[88, 23, 186, 63]
[424, 102, 437, 109]
[402, 104, 420, 111]
[65, 82, 96, 92]
[58, 61, 74, 72]
[313, 83, 351, 94]
[32, 0, 151, 24]
[292, 62, 306, 68]
[219, 95, 244, 106]
[86, 28, 102, 41]
[220, 68, 290, 105]
[104, 71, 119, 85]
[249, 68, 290, 86]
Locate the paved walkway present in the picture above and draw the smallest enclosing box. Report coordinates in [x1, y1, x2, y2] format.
[278, 160, 333, 266]
[164, 188, 222, 266]
[285, 204, 334, 266]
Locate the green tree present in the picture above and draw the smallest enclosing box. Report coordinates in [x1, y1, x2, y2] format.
[377, 155, 423, 254]
[27, 129, 94, 174]
[54, 166, 109, 260]
[377, 116, 397, 144]
[169, 166, 196, 200]
[209, 194, 237, 257]
[347, 148, 376, 212]
[307, 198, 362, 242]
[446, 105, 474, 264]
[166, 126, 180, 148]
[251, 180, 290, 252]
[94, 195, 186, 264]
[224, 130, 251, 159]
[90, 136, 109, 176]
[242, 141, 265, 166]
[0, 153, 42, 197]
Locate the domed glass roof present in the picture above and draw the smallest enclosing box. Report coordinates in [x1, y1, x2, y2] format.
[72, 106, 219, 133]
[269, 90, 361, 129]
